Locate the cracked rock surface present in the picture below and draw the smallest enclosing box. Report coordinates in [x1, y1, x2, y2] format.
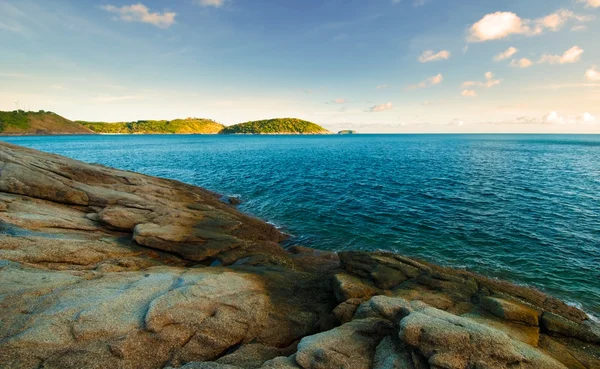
[0, 141, 599, 369]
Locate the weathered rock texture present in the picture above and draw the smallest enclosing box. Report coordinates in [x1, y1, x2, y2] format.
[0, 141, 599, 369]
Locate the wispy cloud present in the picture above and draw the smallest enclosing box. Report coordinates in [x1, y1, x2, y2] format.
[101, 3, 176, 29]
[391, 0, 432, 7]
[366, 102, 393, 112]
[91, 95, 144, 103]
[421, 100, 444, 106]
[194, 0, 227, 7]
[494, 47, 518, 61]
[0, 73, 31, 79]
[376, 84, 391, 90]
[462, 72, 501, 88]
[461, 90, 477, 97]
[418, 50, 451, 63]
[510, 58, 533, 68]
[326, 98, 348, 104]
[578, 0, 600, 8]
[407, 74, 443, 89]
[539, 46, 584, 65]
[543, 111, 597, 125]
[468, 9, 594, 42]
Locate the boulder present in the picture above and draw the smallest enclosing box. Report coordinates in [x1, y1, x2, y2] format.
[295, 318, 394, 369]
[541, 312, 600, 344]
[399, 303, 568, 369]
[332, 272, 377, 303]
[481, 296, 540, 326]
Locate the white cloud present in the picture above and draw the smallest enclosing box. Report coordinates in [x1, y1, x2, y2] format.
[462, 72, 501, 88]
[542, 111, 597, 124]
[468, 9, 594, 42]
[366, 102, 393, 112]
[376, 84, 391, 90]
[462, 90, 477, 97]
[586, 66, 600, 81]
[571, 25, 587, 31]
[418, 50, 451, 63]
[510, 58, 533, 68]
[327, 98, 347, 104]
[494, 47, 518, 61]
[468, 12, 527, 42]
[195, 0, 226, 7]
[539, 46, 584, 65]
[408, 74, 443, 89]
[101, 4, 176, 29]
[578, 0, 600, 8]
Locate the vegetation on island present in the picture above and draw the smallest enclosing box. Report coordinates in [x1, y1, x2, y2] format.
[79, 118, 224, 134]
[1, 111, 332, 135]
[220, 118, 330, 134]
[0, 110, 93, 134]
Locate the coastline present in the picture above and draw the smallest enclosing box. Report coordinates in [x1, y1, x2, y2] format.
[0, 141, 598, 369]
[0, 132, 334, 136]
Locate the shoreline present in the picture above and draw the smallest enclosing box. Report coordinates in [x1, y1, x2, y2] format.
[0, 141, 599, 368]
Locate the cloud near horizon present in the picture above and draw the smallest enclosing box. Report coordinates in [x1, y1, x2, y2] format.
[366, 102, 393, 112]
[418, 50, 451, 63]
[101, 3, 176, 29]
[462, 90, 477, 97]
[327, 98, 348, 104]
[468, 9, 593, 42]
[408, 74, 443, 89]
[586, 66, 600, 81]
[543, 111, 597, 125]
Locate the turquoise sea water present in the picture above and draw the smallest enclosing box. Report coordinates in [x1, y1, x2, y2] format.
[2, 134, 599, 315]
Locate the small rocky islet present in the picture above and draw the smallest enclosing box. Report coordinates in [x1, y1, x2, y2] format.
[0, 141, 598, 369]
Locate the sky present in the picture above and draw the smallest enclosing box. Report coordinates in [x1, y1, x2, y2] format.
[1, 0, 600, 133]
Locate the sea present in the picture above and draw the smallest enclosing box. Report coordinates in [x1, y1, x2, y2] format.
[2, 134, 599, 316]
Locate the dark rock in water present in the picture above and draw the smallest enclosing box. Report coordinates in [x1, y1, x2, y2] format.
[0, 141, 599, 369]
[220, 195, 243, 206]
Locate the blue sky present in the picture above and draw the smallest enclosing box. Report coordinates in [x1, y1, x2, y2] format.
[1, 0, 599, 132]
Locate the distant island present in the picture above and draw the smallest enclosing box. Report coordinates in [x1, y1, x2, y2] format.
[0, 110, 93, 135]
[338, 130, 357, 135]
[79, 118, 224, 134]
[220, 118, 331, 135]
[0, 110, 333, 136]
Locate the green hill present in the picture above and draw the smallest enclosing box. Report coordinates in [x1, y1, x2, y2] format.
[0, 110, 94, 135]
[79, 118, 224, 134]
[220, 118, 331, 135]
[0, 111, 328, 136]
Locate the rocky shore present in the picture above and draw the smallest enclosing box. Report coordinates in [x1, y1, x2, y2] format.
[0, 141, 598, 369]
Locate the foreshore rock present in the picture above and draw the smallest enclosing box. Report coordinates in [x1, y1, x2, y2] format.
[0, 141, 599, 369]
